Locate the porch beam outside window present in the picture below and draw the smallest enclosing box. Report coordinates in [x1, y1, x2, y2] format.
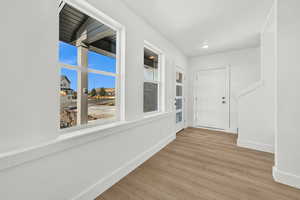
[77, 45, 89, 125]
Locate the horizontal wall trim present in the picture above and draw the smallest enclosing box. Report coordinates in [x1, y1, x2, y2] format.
[237, 139, 274, 153]
[0, 112, 172, 171]
[273, 167, 300, 189]
[72, 134, 176, 200]
[192, 126, 238, 134]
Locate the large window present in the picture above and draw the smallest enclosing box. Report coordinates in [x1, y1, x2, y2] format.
[143, 44, 163, 113]
[59, 2, 122, 129]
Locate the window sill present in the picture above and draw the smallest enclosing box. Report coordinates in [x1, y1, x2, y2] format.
[0, 112, 171, 171]
[143, 111, 165, 119]
[59, 118, 119, 135]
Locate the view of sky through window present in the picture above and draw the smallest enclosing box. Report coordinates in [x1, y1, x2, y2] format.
[59, 41, 78, 66]
[88, 50, 116, 73]
[59, 41, 116, 91]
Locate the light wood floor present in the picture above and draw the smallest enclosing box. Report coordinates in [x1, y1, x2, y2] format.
[96, 128, 300, 200]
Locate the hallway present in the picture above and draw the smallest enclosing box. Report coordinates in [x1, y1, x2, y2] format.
[97, 128, 300, 200]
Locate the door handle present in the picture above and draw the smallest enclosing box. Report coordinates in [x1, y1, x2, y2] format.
[222, 101, 226, 104]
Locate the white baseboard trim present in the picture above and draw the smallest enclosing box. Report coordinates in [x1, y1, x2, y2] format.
[237, 139, 274, 153]
[192, 126, 238, 134]
[225, 128, 238, 134]
[273, 166, 300, 189]
[72, 134, 176, 200]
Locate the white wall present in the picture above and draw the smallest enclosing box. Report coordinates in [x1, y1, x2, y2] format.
[188, 47, 261, 132]
[273, 0, 300, 189]
[237, 4, 276, 153]
[0, 0, 187, 199]
[0, 0, 59, 153]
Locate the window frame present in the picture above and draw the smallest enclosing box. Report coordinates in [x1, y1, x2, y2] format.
[143, 41, 165, 115]
[58, 0, 126, 132]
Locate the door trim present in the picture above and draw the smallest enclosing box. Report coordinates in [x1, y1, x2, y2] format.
[193, 66, 231, 130]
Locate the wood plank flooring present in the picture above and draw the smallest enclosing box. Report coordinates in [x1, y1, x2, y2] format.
[96, 128, 300, 200]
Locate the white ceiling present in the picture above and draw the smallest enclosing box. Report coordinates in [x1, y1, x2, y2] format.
[123, 0, 274, 57]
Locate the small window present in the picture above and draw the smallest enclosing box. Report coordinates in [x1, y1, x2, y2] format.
[143, 45, 163, 113]
[176, 72, 183, 83]
[59, 2, 122, 130]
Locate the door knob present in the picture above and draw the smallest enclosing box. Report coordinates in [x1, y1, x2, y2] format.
[222, 101, 226, 104]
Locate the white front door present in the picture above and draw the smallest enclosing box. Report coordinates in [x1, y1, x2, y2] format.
[194, 68, 229, 130]
[175, 67, 185, 133]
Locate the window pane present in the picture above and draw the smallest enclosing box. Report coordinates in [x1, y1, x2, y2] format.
[176, 85, 182, 96]
[144, 82, 158, 112]
[88, 73, 116, 122]
[176, 112, 183, 123]
[60, 68, 78, 129]
[176, 72, 183, 83]
[59, 41, 78, 66]
[144, 65, 158, 82]
[176, 98, 183, 110]
[88, 50, 116, 73]
[144, 48, 159, 81]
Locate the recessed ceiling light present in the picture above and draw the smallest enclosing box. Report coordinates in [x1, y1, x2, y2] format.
[202, 44, 209, 49]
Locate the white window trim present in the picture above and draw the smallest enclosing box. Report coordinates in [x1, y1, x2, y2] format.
[143, 41, 165, 116]
[59, 0, 126, 133]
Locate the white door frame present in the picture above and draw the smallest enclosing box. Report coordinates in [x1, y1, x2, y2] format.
[175, 66, 185, 133]
[193, 66, 231, 130]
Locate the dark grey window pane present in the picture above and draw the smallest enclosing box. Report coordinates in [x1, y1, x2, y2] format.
[176, 99, 183, 110]
[176, 112, 182, 123]
[144, 82, 158, 112]
[176, 85, 182, 96]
